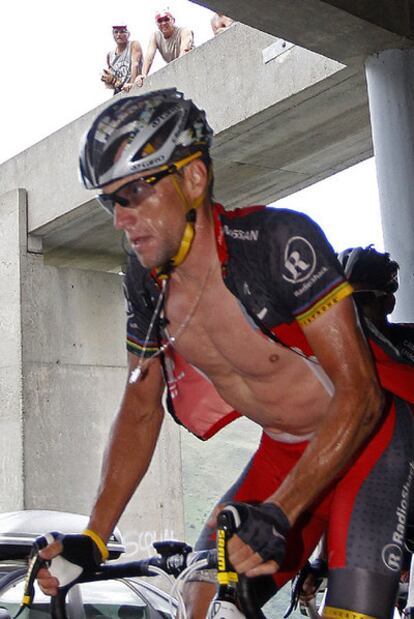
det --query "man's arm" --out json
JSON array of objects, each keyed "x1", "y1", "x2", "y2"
[
  {"x1": 179, "y1": 27, "x2": 194, "y2": 56},
  {"x1": 273, "y1": 297, "x2": 383, "y2": 522},
  {"x1": 228, "y1": 297, "x2": 384, "y2": 576},
  {"x1": 129, "y1": 40, "x2": 143, "y2": 84},
  {"x1": 88, "y1": 353, "x2": 164, "y2": 542},
  {"x1": 101, "y1": 52, "x2": 116, "y2": 90},
  {"x1": 122, "y1": 41, "x2": 144, "y2": 92},
  {"x1": 139, "y1": 34, "x2": 157, "y2": 80}
]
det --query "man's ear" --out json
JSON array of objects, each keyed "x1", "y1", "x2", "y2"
[{"x1": 183, "y1": 160, "x2": 208, "y2": 199}]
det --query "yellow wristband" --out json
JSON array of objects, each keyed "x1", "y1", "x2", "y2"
[{"x1": 82, "y1": 528, "x2": 109, "y2": 561}]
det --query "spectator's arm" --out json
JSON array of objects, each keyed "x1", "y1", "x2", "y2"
[
  {"x1": 179, "y1": 27, "x2": 194, "y2": 56},
  {"x1": 129, "y1": 41, "x2": 143, "y2": 83},
  {"x1": 141, "y1": 34, "x2": 157, "y2": 77}
]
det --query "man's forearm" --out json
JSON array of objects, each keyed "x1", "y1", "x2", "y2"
[
  {"x1": 88, "y1": 403, "x2": 164, "y2": 542},
  {"x1": 269, "y1": 383, "x2": 384, "y2": 524},
  {"x1": 141, "y1": 55, "x2": 154, "y2": 78},
  {"x1": 130, "y1": 63, "x2": 139, "y2": 84}
]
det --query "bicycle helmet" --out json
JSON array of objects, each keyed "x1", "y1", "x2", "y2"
[
  {"x1": 79, "y1": 88, "x2": 213, "y2": 190},
  {"x1": 337, "y1": 245, "x2": 399, "y2": 294}
]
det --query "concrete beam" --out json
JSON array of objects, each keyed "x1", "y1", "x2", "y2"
[
  {"x1": 1, "y1": 24, "x2": 373, "y2": 270},
  {"x1": 191, "y1": 0, "x2": 414, "y2": 65}
]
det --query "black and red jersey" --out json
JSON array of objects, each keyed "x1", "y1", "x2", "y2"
[{"x1": 124, "y1": 204, "x2": 414, "y2": 439}]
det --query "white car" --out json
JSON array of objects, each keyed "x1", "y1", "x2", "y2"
[{"x1": 0, "y1": 510, "x2": 176, "y2": 618}]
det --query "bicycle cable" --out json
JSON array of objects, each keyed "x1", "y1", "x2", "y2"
[{"x1": 168, "y1": 558, "x2": 210, "y2": 619}]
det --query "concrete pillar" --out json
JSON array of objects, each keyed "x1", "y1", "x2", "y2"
[
  {"x1": 0, "y1": 189, "x2": 26, "y2": 509},
  {"x1": 364, "y1": 49, "x2": 414, "y2": 322},
  {"x1": 0, "y1": 190, "x2": 184, "y2": 556}
]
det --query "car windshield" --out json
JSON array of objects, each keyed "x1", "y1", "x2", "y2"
[{"x1": 0, "y1": 578, "x2": 174, "y2": 618}]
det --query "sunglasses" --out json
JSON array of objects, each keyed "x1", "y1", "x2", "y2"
[
  {"x1": 96, "y1": 151, "x2": 202, "y2": 216},
  {"x1": 157, "y1": 16, "x2": 171, "y2": 24}
]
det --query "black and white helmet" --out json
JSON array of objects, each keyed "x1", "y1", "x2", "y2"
[
  {"x1": 79, "y1": 88, "x2": 213, "y2": 190},
  {"x1": 337, "y1": 245, "x2": 399, "y2": 294}
]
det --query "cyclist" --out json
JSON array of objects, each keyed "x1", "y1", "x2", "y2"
[{"x1": 37, "y1": 90, "x2": 414, "y2": 619}]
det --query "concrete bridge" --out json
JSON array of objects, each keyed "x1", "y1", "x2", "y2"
[{"x1": 1, "y1": 3, "x2": 413, "y2": 551}]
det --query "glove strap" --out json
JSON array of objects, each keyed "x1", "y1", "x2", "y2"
[{"x1": 82, "y1": 528, "x2": 109, "y2": 561}]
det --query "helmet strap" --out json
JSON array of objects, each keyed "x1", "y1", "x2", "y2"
[
  {"x1": 156, "y1": 174, "x2": 205, "y2": 275},
  {"x1": 170, "y1": 222, "x2": 195, "y2": 267}
]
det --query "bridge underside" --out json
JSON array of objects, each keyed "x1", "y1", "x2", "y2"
[{"x1": 1, "y1": 3, "x2": 413, "y2": 270}]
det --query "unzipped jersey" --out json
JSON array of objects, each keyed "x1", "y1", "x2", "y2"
[{"x1": 124, "y1": 204, "x2": 414, "y2": 440}]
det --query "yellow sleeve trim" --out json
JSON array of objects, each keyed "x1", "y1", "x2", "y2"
[
  {"x1": 296, "y1": 282, "x2": 354, "y2": 327},
  {"x1": 83, "y1": 528, "x2": 109, "y2": 561}
]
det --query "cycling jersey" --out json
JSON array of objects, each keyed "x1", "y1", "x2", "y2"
[{"x1": 124, "y1": 204, "x2": 414, "y2": 439}]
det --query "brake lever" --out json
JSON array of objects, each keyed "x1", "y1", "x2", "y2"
[{"x1": 13, "y1": 543, "x2": 47, "y2": 618}]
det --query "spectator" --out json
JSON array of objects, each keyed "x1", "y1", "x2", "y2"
[
  {"x1": 133, "y1": 10, "x2": 194, "y2": 88},
  {"x1": 210, "y1": 12, "x2": 235, "y2": 36},
  {"x1": 101, "y1": 25, "x2": 143, "y2": 95}
]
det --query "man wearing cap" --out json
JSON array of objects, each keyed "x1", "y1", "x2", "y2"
[
  {"x1": 101, "y1": 25, "x2": 143, "y2": 95},
  {"x1": 131, "y1": 10, "x2": 194, "y2": 89}
]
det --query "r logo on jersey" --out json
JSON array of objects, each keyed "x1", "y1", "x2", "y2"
[{"x1": 282, "y1": 236, "x2": 316, "y2": 283}]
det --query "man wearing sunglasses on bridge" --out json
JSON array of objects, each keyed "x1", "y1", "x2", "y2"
[
  {"x1": 125, "y1": 10, "x2": 194, "y2": 92},
  {"x1": 37, "y1": 89, "x2": 414, "y2": 619}
]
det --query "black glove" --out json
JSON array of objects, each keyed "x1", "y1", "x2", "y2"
[
  {"x1": 36, "y1": 529, "x2": 108, "y2": 588},
  {"x1": 224, "y1": 502, "x2": 290, "y2": 565}
]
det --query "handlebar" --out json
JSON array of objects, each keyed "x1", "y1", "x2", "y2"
[
  {"x1": 17, "y1": 510, "x2": 282, "y2": 619},
  {"x1": 50, "y1": 543, "x2": 218, "y2": 619}
]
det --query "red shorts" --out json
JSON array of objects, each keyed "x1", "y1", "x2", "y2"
[{"x1": 195, "y1": 397, "x2": 414, "y2": 616}]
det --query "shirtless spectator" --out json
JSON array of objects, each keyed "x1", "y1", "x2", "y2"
[
  {"x1": 132, "y1": 10, "x2": 194, "y2": 88},
  {"x1": 101, "y1": 25, "x2": 143, "y2": 95},
  {"x1": 210, "y1": 12, "x2": 235, "y2": 36}
]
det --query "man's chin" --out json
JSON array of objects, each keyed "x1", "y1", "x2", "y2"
[{"x1": 133, "y1": 250, "x2": 167, "y2": 271}]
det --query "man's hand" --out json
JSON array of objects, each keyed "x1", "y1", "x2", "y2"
[
  {"x1": 37, "y1": 530, "x2": 107, "y2": 595},
  {"x1": 101, "y1": 69, "x2": 115, "y2": 85},
  {"x1": 224, "y1": 502, "x2": 290, "y2": 578},
  {"x1": 133, "y1": 74, "x2": 145, "y2": 88},
  {"x1": 37, "y1": 535, "x2": 63, "y2": 596}
]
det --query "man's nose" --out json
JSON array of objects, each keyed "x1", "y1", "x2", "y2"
[{"x1": 113, "y1": 203, "x2": 135, "y2": 230}]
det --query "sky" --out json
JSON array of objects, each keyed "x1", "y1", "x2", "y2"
[{"x1": 0, "y1": 0, "x2": 384, "y2": 254}]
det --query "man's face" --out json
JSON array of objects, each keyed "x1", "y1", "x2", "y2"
[
  {"x1": 101, "y1": 168, "x2": 187, "y2": 270},
  {"x1": 156, "y1": 15, "x2": 175, "y2": 38},
  {"x1": 113, "y1": 28, "x2": 129, "y2": 44}
]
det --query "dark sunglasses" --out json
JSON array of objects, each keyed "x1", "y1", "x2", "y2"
[
  {"x1": 96, "y1": 151, "x2": 202, "y2": 216},
  {"x1": 157, "y1": 16, "x2": 171, "y2": 24}
]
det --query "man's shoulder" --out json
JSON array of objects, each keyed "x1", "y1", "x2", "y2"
[{"x1": 219, "y1": 205, "x2": 319, "y2": 237}]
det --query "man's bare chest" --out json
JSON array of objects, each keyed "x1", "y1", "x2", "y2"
[{"x1": 164, "y1": 269, "x2": 300, "y2": 380}]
